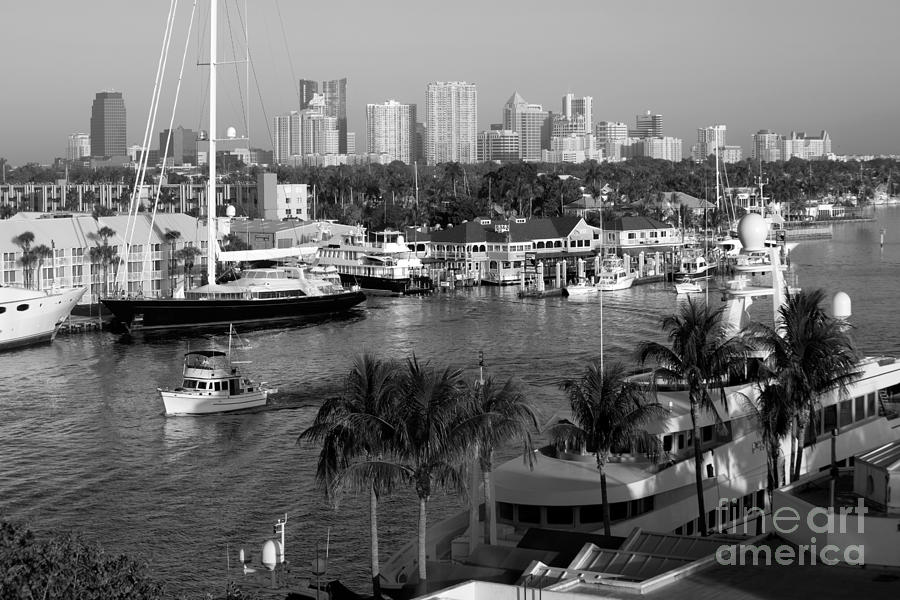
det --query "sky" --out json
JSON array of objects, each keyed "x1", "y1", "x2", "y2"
[{"x1": 1, "y1": 0, "x2": 898, "y2": 165}]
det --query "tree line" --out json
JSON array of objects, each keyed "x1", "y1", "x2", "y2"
[{"x1": 300, "y1": 287, "x2": 857, "y2": 597}]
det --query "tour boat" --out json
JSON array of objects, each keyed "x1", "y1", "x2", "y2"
[
  {"x1": 315, "y1": 229, "x2": 433, "y2": 296},
  {"x1": 100, "y1": 0, "x2": 365, "y2": 331},
  {"x1": 158, "y1": 326, "x2": 273, "y2": 416},
  {"x1": 595, "y1": 256, "x2": 636, "y2": 291},
  {"x1": 0, "y1": 285, "x2": 87, "y2": 352},
  {"x1": 378, "y1": 213, "x2": 900, "y2": 593}
]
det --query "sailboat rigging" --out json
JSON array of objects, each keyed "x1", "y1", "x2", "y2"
[{"x1": 101, "y1": 1, "x2": 365, "y2": 331}]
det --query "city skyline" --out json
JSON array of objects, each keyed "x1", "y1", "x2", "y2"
[{"x1": 1, "y1": 0, "x2": 898, "y2": 164}]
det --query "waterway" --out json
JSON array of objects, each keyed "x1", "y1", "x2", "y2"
[{"x1": 2, "y1": 208, "x2": 899, "y2": 598}]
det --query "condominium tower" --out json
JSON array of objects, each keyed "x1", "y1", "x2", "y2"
[
  {"x1": 425, "y1": 81, "x2": 477, "y2": 165},
  {"x1": 366, "y1": 100, "x2": 416, "y2": 164},
  {"x1": 90, "y1": 91, "x2": 127, "y2": 157},
  {"x1": 634, "y1": 110, "x2": 662, "y2": 138},
  {"x1": 322, "y1": 78, "x2": 348, "y2": 154},
  {"x1": 67, "y1": 133, "x2": 91, "y2": 161},
  {"x1": 503, "y1": 92, "x2": 548, "y2": 162}
]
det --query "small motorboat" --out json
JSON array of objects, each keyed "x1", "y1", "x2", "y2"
[
  {"x1": 564, "y1": 278, "x2": 597, "y2": 298},
  {"x1": 674, "y1": 280, "x2": 705, "y2": 294},
  {"x1": 159, "y1": 326, "x2": 274, "y2": 416}
]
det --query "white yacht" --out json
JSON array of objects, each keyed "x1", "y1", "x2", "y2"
[
  {"x1": 595, "y1": 256, "x2": 636, "y2": 291},
  {"x1": 674, "y1": 250, "x2": 716, "y2": 281},
  {"x1": 315, "y1": 229, "x2": 433, "y2": 296},
  {"x1": 0, "y1": 285, "x2": 87, "y2": 352},
  {"x1": 379, "y1": 213, "x2": 900, "y2": 590},
  {"x1": 158, "y1": 327, "x2": 274, "y2": 416}
]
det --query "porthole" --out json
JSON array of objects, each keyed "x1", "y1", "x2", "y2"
[
  {"x1": 17, "y1": 304, "x2": 29, "y2": 312},
  {"x1": 0, "y1": 307, "x2": 5, "y2": 314}
]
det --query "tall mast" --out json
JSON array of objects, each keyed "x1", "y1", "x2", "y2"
[{"x1": 206, "y1": 0, "x2": 218, "y2": 287}]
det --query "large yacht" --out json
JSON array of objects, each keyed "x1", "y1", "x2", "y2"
[
  {"x1": 0, "y1": 285, "x2": 87, "y2": 351},
  {"x1": 315, "y1": 229, "x2": 432, "y2": 296},
  {"x1": 378, "y1": 213, "x2": 900, "y2": 591}
]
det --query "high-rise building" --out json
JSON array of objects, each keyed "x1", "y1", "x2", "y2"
[
  {"x1": 561, "y1": 93, "x2": 592, "y2": 134},
  {"x1": 322, "y1": 78, "x2": 348, "y2": 154},
  {"x1": 595, "y1": 121, "x2": 628, "y2": 144},
  {"x1": 425, "y1": 81, "x2": 477, "y2": 165},
  {"x1": 298, "y1": 79, "x2": 318, "y2": 109},
  {"x1": 477, "y1": 130, "x2": 519, "y2": 163},
  {"x1": 159, "y1": 125, "x2": 198, "y2": 166},
  {"x1": 90, "y1": 91, "x2": 126, "y2": 158},
  {"x1": 634, "y1": 110, "x2": 662, "y2": 138},
  {"x1": 751, "y1": 129, "x2": 782, "y2": 162},
  {"x1": 781, "y1": 130, "x2": 831, "y2": 160},
  {"x1": 366, "y1": 100, "x2": 416, "y2": 164},
  {"x1": 273, "y1": 111, "x2": 301, "y2": 163},
  {"x1": 691, "y1": 125, "x2": 727, "y2": 162},
  {"x1": 67, "y1": 133, "x2": 91, "y2": 161},
  {"x1": 502, "y1": 92, "x2": 548, "y2": 162},
  {"x1": 643, "y1": 137, "x2": 682, "y2": 162},
  {"x1": 346, "y1": 132, "x2": 356, "y2": 155},
  {"x1": 301, "y1": 94, "x2": 338, "y2": 156}
]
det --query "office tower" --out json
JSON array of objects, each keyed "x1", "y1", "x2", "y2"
[
  {"x1": 67, "y1": 133, "x2": 91, "y2": 161},
  {"x1": 90, "y1": 91, "x2": 126, "y2": 157},
  {"x1": 159, "y1": 125, "x2": 198, "y2": 166},
  {"x1": 751, "y1": 129, "x2": 782, "y2": 162},
  {"x1": 477, "y1": 130, "x2": 519, "y2": 163},
  {"x1": 366, "y1": 100, "x2": 416, "y2": 164},
  {"x1": 298, "y1": 79, "x2": 318, "y2": 109},
  {"x1": 273, "y1": 111, "x2": 301, "y2": 163},
  {"x1": 634, "y1": 110, "x2": 662, "y2": 138},
  {"x1": 692, "y1": 125, "x2": 727, "y2": 161},
  {"x1": 425, "y1": 81, "x2": 477, "y2": 165},
  {"x1": 561, "y1": 93, "x2": 592, "y2": 134},
  {"x1": 502, "y1": 92, "x2": 548, "y2": 161},
  {"x1": 322, "y1": 78, "x2": 348, "y2": 153}
]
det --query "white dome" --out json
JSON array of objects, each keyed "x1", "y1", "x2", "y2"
[
  {"x1": 833, "y1": 291, "x2": 852, "y2": 319},
  {"x1": 225, "y1": 204, "x2": 236, "y2": 217},
  {"x1": 737, "y1": 213, "x2": 768, "y2": 251},
  {"x1": 261, "y1": 539, "x2": 281, "y2": 570}
]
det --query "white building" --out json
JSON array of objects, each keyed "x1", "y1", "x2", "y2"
[
  {"x1": 273, "y1": 111, "x2": 301, "y2": 164},
  {"x1": 425, "y1": 81, "x2": 477, "y2": 165},
  {"x1": 366, "y1": 100, "x2": 415, "y2": 164},
  {"x1": 643, "y1": 136, "x2": 683, "y2": 162},
  {"x1": 502, "y1": 92, "x2": 548, "y2": 162},
  {"x1": 67, "y1": 133, "x2": 91, "y2": 161},
  {"x1": 751, "y1": 129, "x2": 782, "y2": 162}
]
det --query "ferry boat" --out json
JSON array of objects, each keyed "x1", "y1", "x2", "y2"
[
  {"x1": 315, "y1": 229, "x2": 433, "y2": 296},
  {"x1": 378, "y1": 213, "x2": 900, "y2": 592},
  {"x1": 595, "y1": 256, "x2": 636, "y2": 291},
  {"x1": 0, "y1": 285, "x2": 87, "y2": 352},
  {"x1": 158, "y1": 327, "x2": 273, "y2": 416}
]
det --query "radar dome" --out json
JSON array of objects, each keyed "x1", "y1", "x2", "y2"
[
  {"x1": 226, "y1": 126, "x2": 237, "y2": 139},
  {"x1": 225, "y1": 205, "x2": 236, "y2": 217},
  {"x1": 833, "y1": 291, "x2": 852, "y2": 320},
  {"x1": 198, "y1": 130, "x2": 208, "y2": 141},
  {"x1": 737, "y1": 213, "x2": 767, "y2": 251},
  {"x1": 261, "y1": 539, "x2": 282, "y2": 570}
]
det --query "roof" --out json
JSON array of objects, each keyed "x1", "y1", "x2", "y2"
[
  {"x1": 604, "y1": 216, "x2": 673, "y2": 231},
  {"x1": 506, "y1": 91, "x2": 527, "y2": 106},
  {"x1": 428, "y1": 217, "x2": 593, "y2": 244},
  {"x1": 857, "y1": 440, "x2": 900, "y2": 471}
]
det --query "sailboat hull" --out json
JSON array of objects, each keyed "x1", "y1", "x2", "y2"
[{"x1": 102, "y1": 291, "x2": 366, "y2": 331}]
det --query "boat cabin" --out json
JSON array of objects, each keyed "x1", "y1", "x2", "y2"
[{"x1": 176, "y1": 350, "x2": 258, "y2": 394}]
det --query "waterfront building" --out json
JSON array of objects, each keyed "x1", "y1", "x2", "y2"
[
  {"x1": 425, "y1": 81, "x2": 477, "y2": 165},
  {"x1": 273, "y1": 111, "x2": 301, "y2": 164},
  {"x1": 322, "y1": 77, "x2": 348, "y2": 154},
  {"x1": 366, "y1": 100, "x2": 416, "y2": 164},
  {"x1": 67, "y1": 133, "x2": 91, "y2": 161},
  {"x1": 633, "y1": 110, "x2": 662, "y2": 138},
  {"x1": 643, "y1": 136, "x2": 683, "y2": 162},
  {"x1": 159, "y1": 126, "x2": 198, "y2": 166},
  {"x1": 502, "y1": 92, "x2": 549, "y2": 162},
  {"x1": 477, "y1": 130, "x2": 519, "y2": 163},
  {"x1": 561, "y1": 93, "x2": 592, "y2": 133},
  {"x1": 751, "y1": 129, "x2": 782, "y2": 162},
  {"x1": 90, "y1": 91, "x2": 127, "y2": 158}
]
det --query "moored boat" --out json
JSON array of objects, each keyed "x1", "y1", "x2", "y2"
[
  {"x1": 0, "y1": 285, "x2": 87, "y2": 352},
  {"x1": 595, "y1": 256, "x2": 636, "y2": 291}
]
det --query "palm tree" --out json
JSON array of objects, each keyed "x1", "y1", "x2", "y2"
[
  {"x1": 32, "y1": 244, "x2": 53, "y2": 290},
  {"x1": 163, "y1": 229, "x2": 181, "y2": 295},
  {"x1": 463, "y1": 370, "x2": 538, "y2": 545},
  {"x1": 637, "y1": 297, "x2": 751, "y2": 536},
  {"x1": 751, "y1": 288, "x2": 859, "y2": 482},
  {"x1": 12, "y1": 231, "x2": 36, "y2": 288},
  {"x1": 549, "y1": 360, "x2": 664, "y2": 536},
  {"x1": 88, "y1": 226, "x2": 118, "y2": 297},
  {"x1": 751, "y1": 380, "x2": 793, "y2": 505},
  {"x1": 176, "y1": 246, "x2": 202, "y2": 288},
  {"x1": 298, "y1": 353, "x2": 398, "y2": 599}
]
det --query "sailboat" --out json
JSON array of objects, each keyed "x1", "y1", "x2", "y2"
[{"x1": 101, "y1": 2, "x2": 365, "y2": 331}]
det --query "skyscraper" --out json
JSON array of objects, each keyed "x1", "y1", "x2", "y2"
[
  {"x1": 301, "y1": 94, "x2": 338, "y2": 156},
  {"x1": 425, "y1": 81, "x2": 477, "y2": 165},
  {"x1": 159, "y1": 126, "x2": 198, "y2": 166},
  {"x1": 692, "y1": 125, "x2": 727, "y2": 161},
  {"x1": 67, "y1": 133, "x2": 91, "y2": 161},
  {"x1": 502, "y1": 92, "x2": 548, "y2": 162},
  {"x1": 634, "y1": 110, "x2": 662, "y2": 138},
  {"x1": 751, "y1": 129, "x2": 782, "y2": 162},
  {"x1": 273, "y1": 111, "x2": 301, "y2": 163},
  {"x1": 322, "y1": 78, "x2": 348, "y2": 154},
  {"x1": 298, "y1": 79, "x2": 318, "y2": 109},
  {"x1": 561, "y1": 93, "x2": 592, "y2": 134},
  {"x1": 366, "y1": 100, "x2": 416, "y2": 164},
  {"x1": 90, "y1": 91, "x2": 126, "y2": 157}
]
